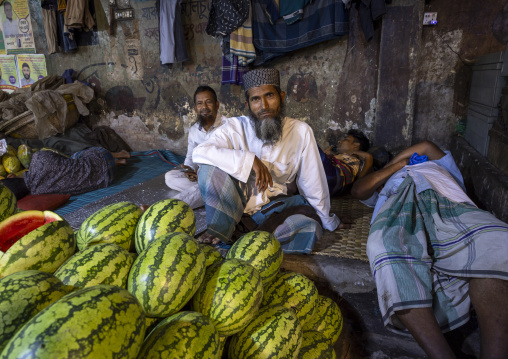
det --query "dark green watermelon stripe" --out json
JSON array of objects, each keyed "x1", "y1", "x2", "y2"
[{"x1": 0, "y1": 286, "x2": 145, "y2": 358}]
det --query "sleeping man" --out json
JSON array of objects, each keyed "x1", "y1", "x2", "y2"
[{"x1": 351, "y1": 140, "x2": 508, "y2": 358}]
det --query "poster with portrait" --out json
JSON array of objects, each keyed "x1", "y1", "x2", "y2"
[
  {"x1": 0, "y1": 55, "x2": 19, "y2": 92},
  {"x1": 16, "y1": 54, "x2": 46, "y2": 88},
  {"x1": 0, "y1": 0, "x2": 35, "y2": 54}
]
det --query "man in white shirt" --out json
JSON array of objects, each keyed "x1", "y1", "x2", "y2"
[
  {"x1": 352, "y1": 140, "x2": 508, "y2": 359},
  {"x1": 165, "y1": 85, "x2": 225, "y2": 209},
  {"x1": 193, "y1": 68, "x2": 351, "y2": 253},
  {"x1": 2, "y1": 2, "x2": 18, "y2": 39}
]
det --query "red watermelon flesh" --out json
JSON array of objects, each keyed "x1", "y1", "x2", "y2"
[{"x1": 0, "y1": 210, "x2": 61, "y2": 252}]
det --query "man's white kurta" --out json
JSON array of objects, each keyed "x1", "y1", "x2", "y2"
[
  {"x1": 193, "y1": 116, "x2": 339, "y2": 231},
  {"x1": 184, "y1": 115, "x2": 226, "y2": 170}
]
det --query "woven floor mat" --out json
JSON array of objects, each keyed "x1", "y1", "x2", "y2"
[{"x1": 312, "y1": 195, "x2": 373, "y2": 261}]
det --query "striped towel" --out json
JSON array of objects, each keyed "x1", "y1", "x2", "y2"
[{"x1": 230, "y1": 2, "x2": 256, "y2": 66}]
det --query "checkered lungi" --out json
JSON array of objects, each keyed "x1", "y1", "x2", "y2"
[
  {"x1": 198, "y1": 164, "x2": 323, "y2": 254},
  {"x1": 367, "y1": 176, "x2": 508, "y2": 334}
]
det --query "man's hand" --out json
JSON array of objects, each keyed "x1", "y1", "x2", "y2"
[
  {"x1": 180, "y1": 165, "x2": 198, "y2": 182},
  {"x1": 252, "y1": 156, "x2": 273, "y2": 192},
  {"x1": 324, "y1": 146, "x2": 334, "y2": 156},
  {"x1": 184, "y1": 170, "x2": 198, "y2": 182}
]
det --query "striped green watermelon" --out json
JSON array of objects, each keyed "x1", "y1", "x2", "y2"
[
  {"x1": 297, "y1": 331, "x2": 337, "y2": 359},
  {"x1": 262, "y1": 271, "x2": 318, "y2": 326},
  {"x1": 0, "y1": 270, "x2": 74, "y2": 352},
  {"x1": 302, "y1": 295, "x2": 343, "y2": 344},
  {"x1": 138, "y1": 311, "x2": 220, "y2": 359},
  {"x1": 0, "y1": 285, "x2": 146, "y2": 359},
  {"x1": 192, "y1": 258, "x2": 263, "y2": 336},
  {"x1": 0, "y1": 183, "x2": 16, "y2": 222},
  {"x1": 144, "y1": 316, "x2": 162, "y2": 339},
  {"x1": 0, "y1": 211, "x2": 76, "y2": 278},
  {"x1": 225, "y1": 230, "x2": 282, "y2": 286},
  {"x1": 135, "y1": 199, "x2": 196, "y2": 253},
  {"x1": 217, "y1": 336, "x2": 229, "y2": 359},
  {"x1": 200, "y1": 243, "x2": 223, "y2": 267},
  {"x1": 228, "y1": 305, "x2": 303, "y2": 359},
  {"x1": 76, "y1": 202, "x2": 142, "y2": 251},
  {"x1": 54, "y1": 243, "x2": 134, "y2": 289},
  {"x1": 128, "y1": 232, "x2": 205, "y2": 317}
]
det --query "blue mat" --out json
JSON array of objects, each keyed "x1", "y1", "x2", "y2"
[{"x1": 55, "y1": 150, "x2": 184, "y2": 216}]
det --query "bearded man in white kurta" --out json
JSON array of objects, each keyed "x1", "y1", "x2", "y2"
[{"x1": 193, "y1": 68, "x2": 351, "y2": 253}]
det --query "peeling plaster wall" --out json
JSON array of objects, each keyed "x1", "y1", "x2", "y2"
[
  {"x1": 413, "y1": 1, "x2": 506, "y2": 148},
  {"x1": 26, "y1": 0, "x2": 508, "y2": 156},
  {"x1": 28, "y1": 0, "x2": 349, "y2": 154}
]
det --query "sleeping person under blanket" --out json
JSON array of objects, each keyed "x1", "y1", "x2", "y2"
[{"x1": 4, "y1": 147, "x2": 130, "y2": 197}]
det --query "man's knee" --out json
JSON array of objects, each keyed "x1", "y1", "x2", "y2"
[{"x1": 164, "y1": 169, "x2": 189, "y2": 191}]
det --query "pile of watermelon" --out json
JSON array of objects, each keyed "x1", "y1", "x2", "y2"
[
  {"x1": 0, "y1": 191, "x2": 344, "y2": 358},
  {"x1": 0, "y1": 144, "x2": 33, "y2": 179}
]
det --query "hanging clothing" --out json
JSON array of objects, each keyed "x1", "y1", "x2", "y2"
[
  {"x1": 65, "y1": 0, "x2": 95, "y2": 30},
  {"x1": 279, "y1": 0, "x2": 312, "y2": 24},
  {"x1": 41, "y1": 7, "x2": 58, "y2": 54},
  {"x1": 356, "y1": 0, "x2": 387, "y2": 42},
  {"x1": 259, "y1": 0, "x2": 280, "y2": 24},
  {"x1": 159, "y1": 0, "x2": 189, "y2": 65},
  {"x1": 221, "y1": 55, "x2": 249, "y2": 85},
  {"x1": 206, "y1": 0, "x2": 250, "y2": 37},
  {"x1": 251, "y1": 0, "x2": 349, "y2": 65},
  {"x1": 229, "y1": 2, "x2": 256, "y2": 65}
]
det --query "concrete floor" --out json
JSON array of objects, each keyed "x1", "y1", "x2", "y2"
[{"x1": 63, "y1": 173, "x2": 482, "y2": 358}]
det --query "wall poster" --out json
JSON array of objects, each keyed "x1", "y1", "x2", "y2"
[
  {"x1": 0, "y1": 0, "x2": 35, "y2": 54},
  {"x1": 0, "y1": 54, "x2": 18, "y2": 92},
  {"x1": 16, "y1": 54, "x2": 46, "y2": 88}
]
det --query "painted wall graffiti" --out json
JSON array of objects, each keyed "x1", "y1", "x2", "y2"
[
  {"x1": 287, "y1": 73, "x2": 318, "y2": 103},
  {"x1": 76, "y1": 62, "x2": 159, "y2": 113},
  {"x1": 180, "y1": 0, "x2": 210, "y2": 20},
  {"x1": 141, "y1": 6, "x2": 158, "y2": 21},
  {"x1": 183, "y1": 22, "x2": 207, "y2": 41}
]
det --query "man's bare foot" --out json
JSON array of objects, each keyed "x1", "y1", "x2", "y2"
[
  {"x1": 197, "y1": 232, "x2": 221, "y2": 245},
  {"x1": 112, "y1": 150, "x2": 131, "y2": 159},
  {"x1": 115, "y1": 159, "x2": 127, "y2": 166},
  {"x1": 338, "y1": 216, "x2": 353, "y2": 229},
  {"x1": 140, "y1": 204, "x2": 150, "y2": 212}
]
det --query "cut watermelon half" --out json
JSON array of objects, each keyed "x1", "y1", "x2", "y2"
[{"x1": 0, "y1": 210, "x2": 62, "y2": 252}]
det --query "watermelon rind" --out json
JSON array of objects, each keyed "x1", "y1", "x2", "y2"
[
  {"x1": 135, "y1": 199, "x2": 196, "y2": 253},
  {"x1": 76, "y1": 202, "x2": 142, "y2": 251},
  {"x1": 200, "y1": 243, "x2": 223, "y2": 268},
  {"x1": 0, "y1": 218, "x2": 76, "y2": 279},
  {"x1": 128, "y1": 232, "x2": 205, "y2": 317},
  {"x1": 228, "y1": 305, "x2": 303, "y2": 359},
  {"x1": 262, "y1": 270, "x2": 318, "y2": 327},
  {"x1": 0, "y1": 183, "x2": 16, "y2": 222},
  {"x1": 225, "y1": 230, "x2": 282, "y2": 286},
  {"x1": 0, "y1": 270, "x2": 73, "y2": 353},
  {"x1": 0, "y1": 285, "x2": 146, "y2": 359},
  {"x1": 54, "y1": 243, "x2": 134, "y2": 289},
  {"x1": 192, "y1": 258, "x2": 263, "y2": 336},
  {"x1": 138, "y1": 311, "x2": 220, "y2": 359},
  {"x1": 302, "y1": 295, "x2": 343, "y2": 344},
  {"x1": 297, "y1": 331, "x2": 337, "y2": 359}
]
